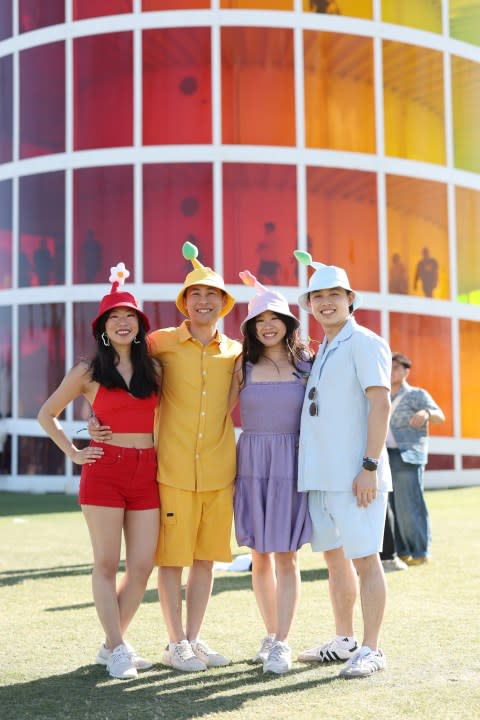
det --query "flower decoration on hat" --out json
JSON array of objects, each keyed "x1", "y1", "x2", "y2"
[
  {"x1": 294, "y1": 250, "x2": 326, "y2": 271},
  {"x1": 239, "y1": 269, "x2": 268, "y2": 292},
  {"x1": 109, "y1": 262, "x2": 130, "y2": 290},
  {"x1": 238, "y1": 269, "x2": 299, "y2": 334}
]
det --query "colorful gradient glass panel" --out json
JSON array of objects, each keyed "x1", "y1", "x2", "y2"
[
  {"x1": 222, "y1": 1, "x2": 292, "y2": 8},
  {"x1": 381, "y1": 0, "x2": 442, "y2": 33},
  {"x1": 456, "y1": 186, "x2": 480, "y2": 305},
  {"x1": 19, "y1": 0, "x2": 64, "y2": 33},
  {"x1": 459, "y1": 320, "x2": 480, "y2": 438},
  {"x1": 386, "y1": 175, "x2": 449, "y2": 300},
  {"x1": 73, "y1": 1, "x2": 132, "y2": 19},
  {"x1": 304, "y1": 32, "x2": 375, "y2": 152},
  {"x1": 452, "y1": 55, "x2": 480, "y2": 173},
  {"x1": 0, "y1": 180, "x2": 12, "y2": 289},
  {"x1": 0, "y1": 55, "x2": 12, "y2": 164},
  {"x1": 302, "y1": 0, "x2": 372, "y2": 18},
  {"x1": 450, "y1": 0, "x2": 480, "y2": 47},
  {"x1": 383, "y1": 41, "x2": 445, "y2": 164},
  {"x1": 143, "y1": 1, "x2": 210, "y2": 9},
  {"x1": 0, "y1": 1, "x2": 12, "y2": 40},
  {"x1": 0, "y1": 306, "x2": 12, "y2": 417},
  {"x1": 389, "y1": 312, "x2": 453, "y2": 437}
]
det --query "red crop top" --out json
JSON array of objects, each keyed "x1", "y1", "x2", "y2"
[{"x1": 92, "y1": 386, "x2": 157, "y2": 433}]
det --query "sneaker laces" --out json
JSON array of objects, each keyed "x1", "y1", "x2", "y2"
[
  {"x1": 110, "y1": 644, "x2": 130, "y2": 664},
  {"x1": 268, "y1": 642, "x2": 288, "y2": 662},
  {"x1": 259, "y1": 636, "x2": 274, "y2": 655},
  {"x1": 173, "y1": 641, "x2": 195, "y2": 662}
]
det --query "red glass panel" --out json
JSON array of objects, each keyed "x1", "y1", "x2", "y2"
[
  {"x1": 143, "y1": 28, "x2": 212, "y2": 145},
  {"x1": 462, "y1": 456, "x2": 480, "y2": 469},
  {"x1": 73, "y1": 302, "x2": 97, "y2": 419},
  {"x1": 73, "y1": 0, "x2": 132, "y2": 20},
  {"x1": 143, "y1": 302, "x2": 185, "y2": 332},
  {"x1": 222, "y1": 27, "x2": 295, "y2": 146},
  {"x1": 73, "y1": 166, "x2": 134, "y2": 284},
  {"x1": 223, "y1": 163, "x2": 297, "y2": 285},
  {"x1": 18, "y1": 304, "x2": 65, "y2": 418},
  {"x1": 0, "y1": 435, "x2": 11, "y2": 475},
  {"x1": 389, "y1": 313, "x2": 453, "y2": 436},
  {"x1": 74, "y1": 33, "x2": 133, "y2": 150},
  {"x1": 0, "y1": 55, "x2": 13, "y2": 164},
  {"x1": 0, "y1": 1, "x2": 12, "y2": 41},
  {"x1": 426, "y1": 455, "x2": 454, "y2": 470},
  {"x1": 20, "y1": 42, "x2": 65, "y2": 158},
  {"x1": 0, "y1": 180, "x2": 12, "y2": 289},
  {"x1": 143, "y1": 164, "x2": 213, "y2": 282},
  {"x1": 19, "y1": 172, "x2": 65, "y2": 287},
  {"x1": 223, "y1": 303, "x2": 247, "y2": 344},
  {"x1": 0, "y1": 306, "x2": 12, "y2": 418},
  {"x1": 143, "y1": 0, "x2": 210, "y2": 9},
  {"x1": 306, "y1": 168, "x2": 379, "y2": 293},
  {"x1": 18, "y1": 436, "x2": 65, "y2": 475},
  {"x1": 19, "y1": 0, "x2": 64, "y2": 33}
]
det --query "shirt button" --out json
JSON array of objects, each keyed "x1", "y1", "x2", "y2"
[
  {"x1": 195, "y1": 454, "x2": 199, "y2": 459},
  {"x1": 201, "y1": 411, "x2": 205, "y2": 416},
  {"x1": 202, "y1": 391, "x2": 206, "y2": 396},
  {"x1": 198, "y1": 433, "x2": 203, "y2": 438}
]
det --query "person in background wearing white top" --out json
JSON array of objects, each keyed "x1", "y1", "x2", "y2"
[{"x1": 293, "y1": 251, "x2": 392, "y2": 679}]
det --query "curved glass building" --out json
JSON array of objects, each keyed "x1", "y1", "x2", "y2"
[{"x1": 0, "y1": 0, "x2": 479, "y2": 492}]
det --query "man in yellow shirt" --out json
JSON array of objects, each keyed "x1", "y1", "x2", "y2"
[{"x1": 148, "y1": 243, "x2": 241, "y2": 672}]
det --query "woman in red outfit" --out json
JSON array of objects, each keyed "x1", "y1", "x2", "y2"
[{"x1": 38, "y1": 264, "x2": 161, "y2": 680}]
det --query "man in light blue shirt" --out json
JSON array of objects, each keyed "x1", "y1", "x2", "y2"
[{"x1": 294, "y1": 251, "x2": 391, "y2": 679}]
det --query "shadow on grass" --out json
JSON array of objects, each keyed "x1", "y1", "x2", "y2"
[
  {"x1": 0, "y1": 491, "x2": 80, "y2": 517},
  {"x1": 0, "y1": 661, "x2": 338, "y2": 720},
  {"x1": 0, "y1": 562, "x2": 95, "y2": 588}
]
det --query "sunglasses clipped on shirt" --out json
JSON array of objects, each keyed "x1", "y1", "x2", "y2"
[{"x1": 308, "y1": 386, "x2": 318, "y2": 416}]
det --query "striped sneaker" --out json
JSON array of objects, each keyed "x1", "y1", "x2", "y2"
[
  {"x1": 339, "y1": 646, "x2": 386, "y2": 678},
  {"x1": 298, "y1": 637, "x2": 358, "y2": 663}
]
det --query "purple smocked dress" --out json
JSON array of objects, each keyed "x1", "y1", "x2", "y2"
[{"x1": 234, "y1": 360, "x2": 312, "y2": 553}]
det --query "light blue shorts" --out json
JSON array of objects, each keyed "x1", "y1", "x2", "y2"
[{"x1": 308, "y1": 490, "x2": 388, "y2": 560}]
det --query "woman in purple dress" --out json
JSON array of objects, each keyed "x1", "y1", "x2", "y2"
[{"x1": 229, "y1": 271, "x2": 312, "y2": 675}]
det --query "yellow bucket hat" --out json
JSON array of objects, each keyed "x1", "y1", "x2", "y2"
[{"x1": 176, "y1": 242, "x2": 236, "y2": 317}]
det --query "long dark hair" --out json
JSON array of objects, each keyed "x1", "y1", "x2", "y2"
[
  {"x1": 241, "y1": 312, "x2": 312, "y2": 384},
  {"x1": 90, "y1": 310, "x2": 158, "y2": 398}
]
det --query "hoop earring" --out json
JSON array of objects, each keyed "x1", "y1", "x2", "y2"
[
  {"x1": 101, "y1": 332, "x2": 110, "y2": 347},
  {"x1": 133, "y1": 336, "x2": 140, "y2": 345}
]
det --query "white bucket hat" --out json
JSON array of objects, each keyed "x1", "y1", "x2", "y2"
[{"x1": 294, "y1": 250, "x2": 360, "y2": 313}]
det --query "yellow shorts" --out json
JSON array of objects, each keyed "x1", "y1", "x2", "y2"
[{"x1": 154, "y1": 484, "x2": 233, "y2": 567}]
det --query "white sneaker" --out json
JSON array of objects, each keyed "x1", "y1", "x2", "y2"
[
  {"x1": 382, "y1": 557, "x2": 408, "y2": 572},
  {"x1": 263, "y1": 641, "x2": 292, "y2": 675},
  {"x1": 339, "y1": 646, "x2": 386, "y2": 679},
  {"x1": 106, "y1": 643, "x2": 138, "y2": 680},
  {"x1": 298, "y1": 637, "x2": 358, "y2": 663},
  {"x1": 191, "y1": 640, "x2": 229, "y2": 667},
  {"x1": 96, "y1": 642, "x2": 153, "y2": 670},
  {"x1": 163, "y1": 640, "x2": 207, "y2": 672},
  {"x1": 252, "y1": 634, "x2": 276, "y2": 664}
]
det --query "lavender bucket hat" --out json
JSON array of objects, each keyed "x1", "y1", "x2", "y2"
[{"x1": 239, "y1": 270, "x2": 299, "y2": 335}]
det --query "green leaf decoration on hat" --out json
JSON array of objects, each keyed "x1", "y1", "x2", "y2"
[
  {"x1": 182, "y1": 241, "x2": 202, "y2": 269},
  {"x1": 293, "y1": 249, "x2": 326, "y2": 271}
]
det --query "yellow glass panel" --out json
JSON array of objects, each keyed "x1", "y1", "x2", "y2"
[
  {"x1": 302, "y1": 0, "x2": 372, "y2": 19},
  {"x1": 306, "y1": 167, "x2": 379, "y2": 291},
  {"x1": 381, "y1": 0, "x2": 442, "y2": 33},
  {"x1": 456, "y1": 186, "x2": 480, "y2": 304},
  {"x1": 386, "y1": 175, "x2": 449, "y2": 300},
  {"x1": 452, "y1": 55, "x2": 480, "y2": 173},
  {"x1": 304, "y1": 32, "x2": 375, "y2": 152},
  {"x1": 389, "y1": 313, "x2": 453, "y2": 437},
  {"x1": 222, "y1": 0, "x2": 292, "y2": 8},
  {"x1": 383, "y1": 41, "x2": 445, "y2": 164},
  {"x1": 450, "y1": 0, "x2": 480, "y2": 47},
  {"x1": 222, "y1": 27, "x2": 295, "y2": 146},
  {"x1": 460, "y1": 320, "x2": 480, "y2": 437}
]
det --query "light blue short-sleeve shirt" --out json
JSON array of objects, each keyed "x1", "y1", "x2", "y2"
[{"x1": 298, "y1": 317, "x2": 392, "y2": 493}]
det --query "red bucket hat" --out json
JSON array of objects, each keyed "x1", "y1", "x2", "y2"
[{"x1": 91, "y1": 262, "x2": 150, "y2": 337}]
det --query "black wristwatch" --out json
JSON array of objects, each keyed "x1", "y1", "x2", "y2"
[{"x1": 362, "y1": 456, "x2": 379, "y2": 471}]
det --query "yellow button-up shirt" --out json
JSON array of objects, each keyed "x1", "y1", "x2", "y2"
[{"x1": 148, "y1": 321, "x2": 242, "y2": 492}]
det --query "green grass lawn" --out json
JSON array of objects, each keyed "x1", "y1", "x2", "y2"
[{"x1": 1, "y1": 487, "x2": 479, "y2": 720}]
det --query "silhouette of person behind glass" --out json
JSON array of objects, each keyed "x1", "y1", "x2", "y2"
[
  {"x1": 310, "y1": 0, "x2": 340, "y2": 13},
  {"x1": 83, "y1": 229, "x2": 102, "y2": 283},
  {"x1": 257, "y1": 222, "x2": 282, "y2": 285},
  {"x1": 389, "y1": 253, "x2": 408, "y2": 295},
  {"x1": 18, "y1": 249, "x2": 32, "y2": 287},
  {"x1": 414, "y1": 247, "x2": 438, "y2": 298},
  {"x1": 33, "y1": 237, "x2": 54, "y2": 286}
]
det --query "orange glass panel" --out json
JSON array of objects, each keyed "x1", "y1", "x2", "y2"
[
  {"x1": 222, "y1": 1, "x2": 292, "y2": 8},
  {"x1": 74, "y1": 33, "x2": 133, "y2": 150},
  {"x1": 223, "y1": 163, "x2": 297, "y2": 285},
  {"x1": 383, "y1": 41, "x2": 445, "y2": 164},
  {"x1": 456, "y1": 186, "x2": 480, "y2": 304},
  {"x1": 143, "y1": 28, "x2": 211, "y2": 145},
  {"x1": 143, "y1": 164, "x2": 213, "y2": 283},
  {"x1": 143, "y1": 0, "x2": 209, "y2": 9},
  {"x1": 73, "y1": 1, "x2": 132, "y2": 19},
  {"x1": 304, "y1": 32, "x2": 375, "y2": 152},
  {"x1": 381, "y1": 0, "x2": 442, "y2": 33},
  {"x1": 459, "y1": 320, "x2": 480, "y2": 438},
  {"x1": 73, "y1": 166, "x2": 134, "y2": 284},
  {"x1": 307, "y1": 167, "x2": 379, "y2": 292},
  {"x1": 452, "y1": 55, "x2": 480, "y2": 173},
  {"x1": 450, "y1": 0, "x2": 480, "y2": 47},
  {"x1": 222, "y1": 27, "x2": 295, "y2": 146},
  {"x1": 389, "y1": 313, "x2": 453, "y2": 437},
  {"x1": 386, "y1": 176, "x2": 449, "y2": 300},
  {"x1": 302, "y1": 0, "x2": 372, "y2": 18}
]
